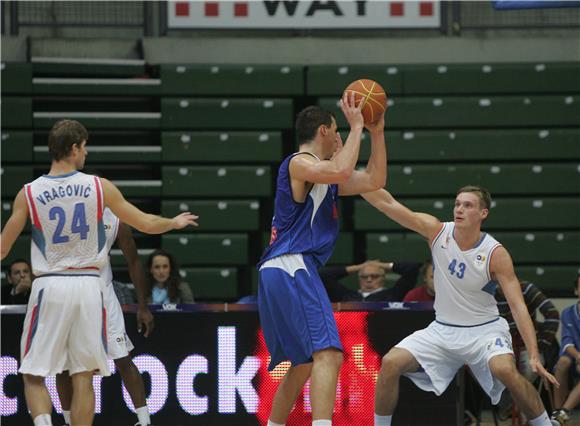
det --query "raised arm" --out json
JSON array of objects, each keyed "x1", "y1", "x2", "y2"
[
  {"x1": 0, "y1": 189, "x2": 29, "y2": 260},
  {"x1": 115, "y1": 222, "x2": 154, "y2": 337},
  {"x1": 361, "y1": 189, "x2": 441, "y2": 241},
  {"x1": 339, "y1": 115, "x2": 387, "y2": 196},
  {"x1": 101, "y1": 178, "x2": 198, "y2": 234},
  {"x1": 289, "y1": 92, "x2": 364, "y2": 185},
  {"x1": 492, "y1": 246, "x2": 559, "y2": 387}
]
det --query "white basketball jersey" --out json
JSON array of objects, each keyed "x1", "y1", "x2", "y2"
[
  {"x1": 24, "y1": 171, "x2": 109, "y2": 276},
  {"x1": 431, "y1": 222, "x2": 503, "y2": 326},
  {"x1": 100, "y1": 208, "x2": 120, "y2": 284}
]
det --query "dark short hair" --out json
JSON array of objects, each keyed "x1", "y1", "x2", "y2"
[
  {"x1": 295, "y1": 106, "x2": 335, "y2": 146},
  {"x1": 8, "y1": 259, "x2": 30, "y2": 275},
  {"x1": 48, "y1": 120, "x2": 88, "y2": 161},
  {"x1": 457, "y1": 185, "x2": 492, "y2": 210}
]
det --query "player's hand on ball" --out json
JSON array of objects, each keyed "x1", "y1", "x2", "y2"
[
  {"x1": 365, "y1": 113, "x2": 385, "y2": 134},
  {"x1": 340, "y1": 91, "x2": 364, "y2": 130},
  {"x1": 173, "y1": 212, "x2": 199, "y2": 229}
]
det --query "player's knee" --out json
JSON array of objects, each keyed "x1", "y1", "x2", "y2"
[
  {"x1": 22, "y1": 374, "x2": 44, "y2": 386},
  {"x1": 380, "y1": 353, "x2": 404, "y2": 377},
  {"x1": 313, "y1": 348, "x2": 343, "y2": 369},
  {"x1": 492, "y1": 361, "x2": 519, "y2": 385}
]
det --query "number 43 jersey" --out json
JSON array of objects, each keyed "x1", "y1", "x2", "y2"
[
  {"x1": 431, "y1": 222, "x2": 503, "y2": 326},
  {"x1": 24, "y1": 171, "x2": 109, "y2": 276}
]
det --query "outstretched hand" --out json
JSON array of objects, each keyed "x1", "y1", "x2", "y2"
[
  {"x1": 172, "y1": 212, "x2": 199, "y2": 229},
  {"x1": 340, "y1": 91, "x2": 364, "y2": 130}
]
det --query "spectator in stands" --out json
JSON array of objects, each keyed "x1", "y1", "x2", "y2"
[
  {"x1": 403, "y1": 260, "x2": 435, "y2": 302},
  {"x1": 495, "y1": 280, "x2": 560, "y2": 420},
  {"x1": 1, "y1": 259, "x2": 33, "y2": 305},
  {"x1": 146, "y1": 249, "x2": 194, "y2": 304},
  {"x1": 551, "y1": 273, "x2": 580, "y2": 425},
  {"x1": 319, "y1": 259, "x2": 422, "y2": 302}
]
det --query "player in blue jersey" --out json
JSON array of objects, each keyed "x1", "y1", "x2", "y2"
[
  {"x1": 258, "y1": 92, "x2": 387, "y2": 426},
  {"x1": 551, "y1": 274, "x2": 580, "y2": 425}
]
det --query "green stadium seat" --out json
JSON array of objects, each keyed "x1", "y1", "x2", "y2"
[
  {"x1": 160, "y1": 64, "x2": 304, "y2": 96},
  {"x1": 359, "y1": 129, "x2": 580, "y2": 162},
  {"x1": 366, "y1": 233, "x2": 430, "y2": 262},
  {"x1": 32, "y1": 57, "x2": 146, "y2": 77},
  {"x1": 162, "y1": 166, "x2": 271, "y2": 197},
  {"x1": 327, "y1": 232, "x2": 354, "y2": 264},
  {"x1": 161, "y1": 98, "x2": 293, "y2": 129},
  {"x1": 306, "y1": 65, "x2": 403, "y2": 96},
  {"x1": 385, "y1": 163, "x2": 579, "y2": 196},
  {"x1": 1, "y1": 167, "x2": 33, "y2": 197},
  {"x1": 319, "y1": 95, "x2": 580, "y2": 128},
  {"x1": 495, "y1": 231, "x2": 580, "y2": 263},
  {"x1": 112, "y1": 180, "x2": 161, "y2": 197},
  {"x1": 1, "y1": 131, "x2": 33, "y2": 163},
  {"x1": 1, "y1": 63, "x2": 32, "y2": 94},
  {"x1": 403, "y1": 63, "x2": 580, "y2": 95},
  {"x1": 516, "y1": 265, "x2": 580, "y2": 294},
  {"x1": 2, "y1": 98, "x2": 32, "y2": 128},
  {"x1": 161, "y1": 131, "x2": 283, "y2": 163},
  {"x1": 109, "y1": 248, "x2": 154, "y2": 267},
  {"x1": 161, "y1": 200, "x2": 260, "y2": 231},
  {"x1": 162, "y1": 234, "x2": 248, "y2": 265},
  {"x1": 33, "y1": 78, "x2": 161, "y2": 96},
  {"x1": 366, "y1": 231, "x2": 580, "y2": 264},
  {"x1": 181, "y1": 267, "x2": 238, "y2": 300},
  {"x1": 354, "y1": 197, "x2": 580, "y2": 231},
  {"x1": 34, "y1": 145, "x2": 161, "y2": 163},
  {"x1": 33, "y1": 112, "x2": 161, "y2": 130}
]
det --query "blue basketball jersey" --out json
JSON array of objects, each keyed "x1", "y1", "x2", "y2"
[{"x1": 259, "y1": 153, "x2": 340, "y2": 268}]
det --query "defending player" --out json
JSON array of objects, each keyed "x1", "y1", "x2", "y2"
[
  {"x1": 362, "y1": 186, "x2": 559, "y2": 426},
  {"x1": 56, "y1": 208, "x2": 154, "y2": 426},
  {"x1": 0, "y1": 119, "x2": 197, "y2": 426},
  {"x1": 258, "y1": 92, "x2": 387, "y2": 426}
]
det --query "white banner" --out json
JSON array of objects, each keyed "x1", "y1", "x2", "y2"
[{"x1": 167, "y1": 1, "x2": 441, "y2": 29}]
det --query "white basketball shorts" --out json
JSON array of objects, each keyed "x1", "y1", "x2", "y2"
[{"x1": 103, "y1": 282, "x2": 134, "y2": 360}]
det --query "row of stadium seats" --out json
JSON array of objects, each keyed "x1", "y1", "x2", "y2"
[
  {"x1": 4, "y1": 62, "x2": 580, "y2": 95},
  {"x1": 5, "y1": 96, "x2": 579, "y2": 129},
  {"x1": 4, "y1": 163, "x2": 579, "y2": 197},
  {"x1": 3, "y1": 129, "x2": 579, "y2": 163}
]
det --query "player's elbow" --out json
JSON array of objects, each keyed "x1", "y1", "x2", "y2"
[{"x1": 371, "y1": 173, "x2": 386, "y2": 191}]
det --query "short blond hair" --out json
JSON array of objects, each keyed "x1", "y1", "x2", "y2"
[{"x1": 457, "y1": 185, "x2": 491, "y2": 210}]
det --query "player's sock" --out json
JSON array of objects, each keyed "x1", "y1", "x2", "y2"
[
  {"x1": 62, "y1": 410, "x2": 71, "y2": 425},
  {"x1": 33, "y1": 414, "x2": 52, "y2": 426},
  {"x1": 135, "y1": 405, "x2": 151, "y2": 425},
  {"x1": 528, "y1": 411, "x2": 552, "y2": 426},
  {"x1": 374, "y1": 413, "x2": 392, "y2": 426},
  {"x1": 267, "y1": 421, "x2": 285, "y2": 426},
  {"x1": 312, "y1": 420, "x2": 331, "y2": 426}
]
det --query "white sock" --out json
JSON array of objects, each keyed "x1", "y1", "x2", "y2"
[
  {"x1": 312, "y1": 420, "x2": 331, "y2": 426},
  {"x1": 374, "y1": 413, "x2": 392, "y2": 426},
  {"x1": 267, "y1": 421, "x2": 284, "y2": 426},
  {"x1": 33, "y1": 414, "x2": 52, "y2": 426},
  {"x1": 136, "y1": 405, "x2": 150, "y2": 425},
  {"x1": 528, "y1": 411, "x2": 551, "y2": 426},
  {"x1": 62, "y1": 410, "x2": 71, "y2": 425}
]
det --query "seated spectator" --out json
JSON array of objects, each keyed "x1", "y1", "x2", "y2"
[
  {"x1": 1, "y1": 259, "x2": 33, "y2": 305},
  {"x1": 319, "y1": 260, "x2": 422, "y2": 302},
  {"x1": 495, "y1": 280, "x2": 560, "y2": 421},
  {"x1": 403, "y1": 260, "x2": 434, "y2": 302},
  {"x1": 551, "y1": 274, "x2": 580, "y2": 425},
  {"x1": 146, "y1": 249, "x2": 194, "y2": 304}
]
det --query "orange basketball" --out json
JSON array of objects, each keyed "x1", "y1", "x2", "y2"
[{"x1": 343, "y1": 79, "x2": 387, "y2": 125}]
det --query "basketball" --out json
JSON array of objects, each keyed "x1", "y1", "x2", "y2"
[{"x1": 343, "y1": 79, "x2": 387, "y2": 125}]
